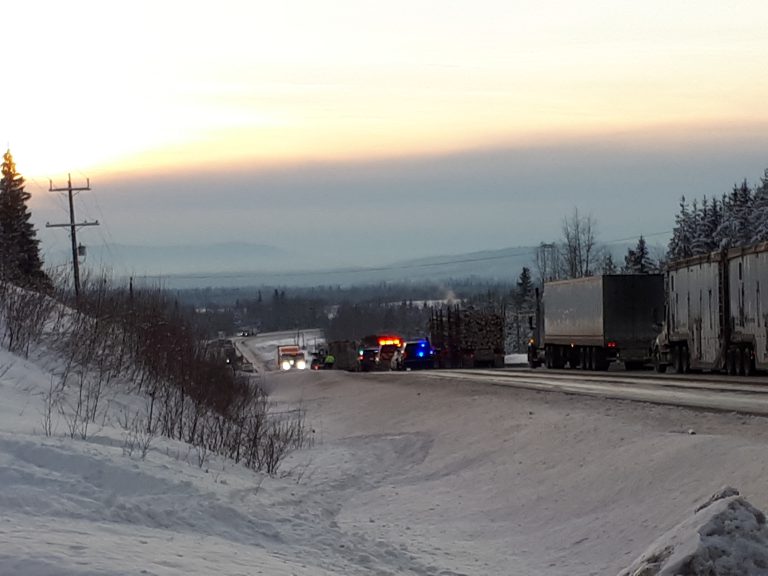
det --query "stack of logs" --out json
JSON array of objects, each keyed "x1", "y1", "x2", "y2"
[{"x1": 430, "y1": 305, "x2": 505, "y2": 368}]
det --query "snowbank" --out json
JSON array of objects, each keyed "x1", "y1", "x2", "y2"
[
  {"x1": 619, "y1": 487, "x2": 768, "y2": 576},
  {"x1": 505, "y1": 353, "x2": 528, "y2": 366}
]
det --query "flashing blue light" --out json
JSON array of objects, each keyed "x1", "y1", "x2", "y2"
[{"x1": 417, "y1": 351, "x2": 425, "y2": 357}]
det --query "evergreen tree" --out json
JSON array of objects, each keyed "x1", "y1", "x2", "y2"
[
  {"x1": 715, "y1": 180, "x2": 753, "y2": 248},
  {"x1": 691, "y1": 197, "x2": 718, "y2": 255},
  {"x1": 623, "y1": 236, "x2": 656, "y2": 274},
  {"x1": 667, "y1": 196, "x2": 694, "y2": 261},
  {"x1": 751, "y1": 169, "x2": 768, "y2": 243},
  {"x1": 599, "y1": 252, "x2": 617, "y2": 274},
  {"x1": 514, "y1": 267, "x2": 534, "y2": 311},
  {"x1": 707, "y1": 196, "x2": 723, "y2": 251},
  {"x1": 507, "y1": 267, "x2": 535, "y2": 354},
  {"x1": 0, "y1": 150, "x2": 48, "y2": 287}
]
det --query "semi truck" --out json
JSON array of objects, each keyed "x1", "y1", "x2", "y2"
[
  {"x1": 429, "y1": 306, "x2": 505, "y2": 368},
  {"x1": 654, "y1": 242, "x2": 768, "y2": 375},
  {"x1": 528, "y1": 274, "x2": 665, "y2": 370},
  {"x1": 277, "y1": 345, "x2": 306, "y2": 371}
]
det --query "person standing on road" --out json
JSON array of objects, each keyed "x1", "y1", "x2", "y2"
[{"x1": 324, "y1": 353, "x2": 336, "y2": 369}]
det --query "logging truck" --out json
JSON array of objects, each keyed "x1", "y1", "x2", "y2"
[{"x1": 429, "y1": 306, "x2": 505, "y2": 368}]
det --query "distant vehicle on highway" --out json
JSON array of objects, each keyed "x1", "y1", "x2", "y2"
[
  {"x1": 358, "y1": 347, "x2": 380, "y2": 372},
  {"x1": 379, "y1": 344, "x2": 401, "y2": 370},
  {"x1": 277, "y1": 345, "x2": 306, "y2": 370},
  {"x1": 399, "y1": 340, "x2": 436, "y2": 370}
]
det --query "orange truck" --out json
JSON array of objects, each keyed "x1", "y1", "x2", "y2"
[{"x1": 277, "y1": 345, "x2": 306, "y2": 371}]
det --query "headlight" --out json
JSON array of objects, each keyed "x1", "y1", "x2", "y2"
[
  {"x1": 281, "y1": 360, "x2": 291, "y2": 371},
  {"x1": 296, "y1": 359, "x2": 307, "y2": 370}
]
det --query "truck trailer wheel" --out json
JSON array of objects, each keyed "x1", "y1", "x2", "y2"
[
  {"x1": 551, "y1": 346, "x2": 564, "y2": 369},
  {"x1": 744, "y1": 347, "x2": 756, "y2": 376},
  {"x1": 727, "y1": 348, "x2": 738, "y2": 376},
  {"x1": 567, "y1": 347, "x2": 579, "y2": 369},
  {"x1": 681, "y1": 345, "x2": 690, "y2": 373},
  {"x1": 672, "y1": 345, "x2": 689, "y2": 374},
  {"x1": 580, "y1": 347, "x2": 592, "y2": 370},
  {"x1": 594, "y1": 348, "x2": 609, "y2": 371},
  {"x1": 653, "y1": 347, "x2": 667, "y2": 373},
  {"x1": 735, "y1": 348, "x2": 744, "y2": 376}
]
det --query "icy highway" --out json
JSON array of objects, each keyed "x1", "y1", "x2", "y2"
[{"x1": 423, "y1": 368, "x2": 768, "y2": 415}]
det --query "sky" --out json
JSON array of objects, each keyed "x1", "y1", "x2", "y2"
[{"x1": 7, "y1": 0, "x2": 768, "y2": 270}]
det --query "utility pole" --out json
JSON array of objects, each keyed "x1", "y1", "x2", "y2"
[{"x1": 46, "y1": 174, "x2": 99, "y2": 301}]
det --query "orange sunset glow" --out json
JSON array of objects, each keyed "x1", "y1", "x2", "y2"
[{"x1": 8, "y1": 1, "x2": 768, "y2": 180}]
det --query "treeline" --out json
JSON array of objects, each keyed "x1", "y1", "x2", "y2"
[
  {"x1": 178, "y1": 279, "x2": 499, "y2": 309},
  {"x1": 226, "y1": 289, "x2": 443, "y2": 341},
  {"x1": 187, "y1": 276, "x2": 540, "y2": 345},
  {"x1": 668, "y1": 170, "x2": 768, "y2": 260},
  {"x1": 193, "y1": 274, "x2": 538, "y2": 353}
]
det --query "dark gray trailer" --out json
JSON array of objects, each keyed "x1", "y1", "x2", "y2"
[{"x1": 529, "y1": 274, "x2": 664, "y2": 370}]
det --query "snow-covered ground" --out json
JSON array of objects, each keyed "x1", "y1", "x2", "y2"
[
  {"x1": 4, "y1": 331, "x2": 768, "y2": 574},
  {"x1": 504, "y1": 353, "x2": 527, "y2": 366}
]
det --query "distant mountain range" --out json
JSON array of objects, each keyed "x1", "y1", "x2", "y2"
[
  {"x1": 44, "y1": 241, "x2": 661, "y2": 289},
  {"x1": 44, "y1": 242, "x2": 306, "y2": 275}
]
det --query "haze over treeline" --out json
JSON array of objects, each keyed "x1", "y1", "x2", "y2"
[{"x1": 32, "y1": 128, "x2": 768, "y2": 271}]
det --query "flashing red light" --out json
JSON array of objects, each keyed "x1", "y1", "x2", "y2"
[{"x1": 607, "y1": 341, "x2": 617, "y2": 348}]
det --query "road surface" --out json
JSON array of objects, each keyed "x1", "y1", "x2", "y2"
[{"x1": 422, "y1": 367, "x2": 768, "y2": 415}]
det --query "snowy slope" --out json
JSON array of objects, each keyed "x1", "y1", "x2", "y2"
[{"x1": 5, "y1": 334, "x2": 768, "y2": 574}]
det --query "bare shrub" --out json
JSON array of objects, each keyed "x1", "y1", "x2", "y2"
[
  {"x1": 0, "y1": 271, "x2": 313, "y2": 474},
  {"x1": 40, "y1": 376, "x2": 63, "y2": 437},
  {"x1": 118, "y1": 407, "x2": 157, "y2": 460},
  {"x1": 0, "y1": 281, "x2": 56, "y2": 357}
]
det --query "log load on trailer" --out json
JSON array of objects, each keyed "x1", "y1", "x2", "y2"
[
  {"x1": 528, "y1": 274, "x2": 665, "y2": 370},
  {"x1": 277, "y1": 345, "x2": 306, "y2": 371},
  {"x1": 429, "y1": 306, "x2": 505, "y2": 368},
  {"x1": 654, "y1": 241, "x2": 768, "y2": 375}
]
